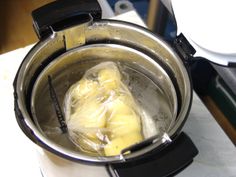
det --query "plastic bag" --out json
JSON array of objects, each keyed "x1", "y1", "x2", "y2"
[{"x1": 64, "y1": 62, "x2": 144, "y2": 156}]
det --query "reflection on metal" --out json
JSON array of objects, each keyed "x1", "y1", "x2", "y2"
[
  {"x1": 147, "y1": 0, "x2": 160, "y2": 30},
  {"x1": 162, "y1": 133, "x2": 172, "y2": 143},
  {"x1": 61, "y1": 16, "x2": 93, "y2": 50}
]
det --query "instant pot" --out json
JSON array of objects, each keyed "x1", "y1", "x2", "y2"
[{"x1": 14, "y1": 0, "x2": 234, "y2": 176}]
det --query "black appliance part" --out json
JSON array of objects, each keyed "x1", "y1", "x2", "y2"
[
  {"x1": 108, "y1": 132, "x2": 198, "y2": 177},
  {"x1": 14, "y1": 0, "x2": 198, "y2": 175},
  {"x1": 32, "y1": 0, "x2": 102, "y2": 39}
]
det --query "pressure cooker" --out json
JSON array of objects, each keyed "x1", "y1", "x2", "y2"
[{"x1": 13, "y1": 0, "x2": 209, "y2": 177}]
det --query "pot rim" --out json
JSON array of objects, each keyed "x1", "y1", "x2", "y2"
[{"x1": 14, "y1": 19, "x2": 192, "y2": 164}]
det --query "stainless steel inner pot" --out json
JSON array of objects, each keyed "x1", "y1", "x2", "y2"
[{"x1": 14, "y1": 19, "x2": 192, "y2": 163}]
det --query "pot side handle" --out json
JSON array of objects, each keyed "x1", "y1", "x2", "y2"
[
  {"x1": 108, "y1": 132, "x2": 198, "y2": 177},
  {"x1": 32, "y1": 0, "x2": 102, "y2": 39}
]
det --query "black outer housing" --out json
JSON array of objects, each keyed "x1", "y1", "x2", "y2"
[
  {"x1": 13, "y1": 0, "x2": 198, "y2": 177},
  {"x1": 108, "y1": 132, "x2": 198, "y2": 177},
  {"x1": 32, "y1": 0, "x2": 102, "y2": 39}
]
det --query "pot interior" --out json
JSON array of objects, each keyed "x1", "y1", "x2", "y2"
[
  {"x1": 15, "y1": 20, "x2": 192, "y2": 163},
  {"x1": 31, "y1": 43, "x2": 178, "y2": 158}
]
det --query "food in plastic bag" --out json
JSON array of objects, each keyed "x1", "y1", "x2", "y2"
[
  {"x1": 64, "y1": 62, "x2": 144, "y2": 156},
  {"x1": 104, "y1": 132, "x2": 143, "y2": 156}
]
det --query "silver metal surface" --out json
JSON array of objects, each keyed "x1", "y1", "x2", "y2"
[
  {"x1": 60, "y1": 15, "x2": 93, "y2": 50},
  {"x1": 15, "y1": 19, "x2": 192, "y2": 163},
  {"x1": 31, "y1": 43, "x2": 178, "y2": 162}
]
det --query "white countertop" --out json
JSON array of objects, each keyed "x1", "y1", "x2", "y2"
[{"x1": 0, "y1": 10, "x2": 235, "y2": 177}]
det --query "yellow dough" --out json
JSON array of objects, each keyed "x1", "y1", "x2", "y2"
[
  {"x1": 107, "y1": 113, "x2": 141, "y2": 139},
  {"x1": 67, "y1": 101, "x2": 107, "y2": 152},
  {"x1": 104, "y1": 137, "x2": 124, "y2": 156},
  {"x1": 68, "y1": 101, "x2": 106, "y2": 130},
  {"x1": 104, "y1": 132, "x2": 143, "y2": 156},
  {"x1": 118, "y1": 94, "x2": 134, "y2": 105},
  {"x1": 74, "y1": 133, "x2": 104, "y2": 155},
  {"x1": 64, "y1": 62, "x2": 144, "y2": 156},
  {"x1": 72, "y1": 79, "x2": 99, "y2": 100},
  {"x1": 98, "y1": 68, "x2": 121, "y2": 90},
  {"x1": 107, "y1": 97, "x2": 134, "y2": 117},
  {"x1": 122, "y1": 132, "x2": 143, "y2": 145}
]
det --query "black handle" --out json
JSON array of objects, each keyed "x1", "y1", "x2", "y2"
[
  {"x1": 32, "y1": 0, "x2": 102, "y2": 39},
  {"x1": 108, "y1": 132, "x2": 198, "y2": 177},
  {"x1": 173, "y1": 33, "x2": 196, "y2": 64}
]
